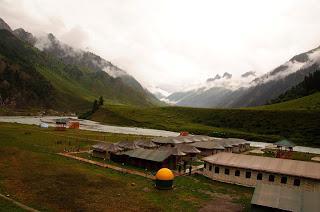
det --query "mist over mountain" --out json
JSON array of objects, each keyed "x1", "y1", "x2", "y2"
[
  {"x1": 0, "y1": 17, "x2": 12, "y2": 32},
  {"x1": 165, "y1": 46, "x2": 320, "y2": 108},
  {"x1": 241, "y1": 71, "x2": 256, "y2": 78},
  {"x1": 0, "y1": 18, "x2": 161, "y2": 110}
]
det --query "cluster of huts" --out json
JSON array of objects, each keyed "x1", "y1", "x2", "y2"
[{"x1": 91, "y1": 135, "x2": 251, "y2": 171}]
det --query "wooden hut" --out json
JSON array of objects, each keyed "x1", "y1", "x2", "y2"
[
  {"x1": 106, "y1": 143, "x2": 123, "y2": 161},
  {"x1": 55, "y1": 118, "x2": 67, "y2": 131},
  {"x1": 175, "y1": 144, "x2": 201, "y2": 158},
  {"x1": 120, "y1": 148, "x2": 176, "y2": 170},
  {"x1": 91, "y1": 143, "x2": 108, "y2": 159}
]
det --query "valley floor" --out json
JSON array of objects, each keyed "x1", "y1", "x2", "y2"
[
  {"x1": 0, "y1": 123, "x2": 253, "y2": 211},
  {"x1": 89, "y1": 104, "x2": 320, "y2": 147}
]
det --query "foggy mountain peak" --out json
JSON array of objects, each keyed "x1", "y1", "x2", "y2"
[
  {"x1": 206, "y1": 74, "x2": 221, "y2": 82},
  {"x1": 13, "y1": 28, "x2": 37, "y2": 45},
  {"x1": 222, "y1": 72, "x2": 232, "y2": 79},
  {"x1": 33, "y1": 32, "x2": 129, "y2": 78},
  {"x1": 241, "y1": 71, "x2": 256, "y2": 78},
  {"x1": 0, "y1": 17, "x2": 12, "y2": 32}
]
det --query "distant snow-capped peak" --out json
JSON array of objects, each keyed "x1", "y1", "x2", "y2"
[
  {"x1": 252, "y1": 46, "x2": 320, "y2": 85},
  {"x1": 203, "y1": 71, "x2": 256, "y2": 91},
  {"x1": 147, "y1": 85, "x2": 171, "y2": 99}
]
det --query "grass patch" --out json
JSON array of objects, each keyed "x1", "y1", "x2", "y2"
[
  {"x1": 0, "y1": 197, "x2": 28, "y2": 212},
  {"x1": 0, "y1": 122, "x2": 254, "y2": 211},
  {"x1": 90, "y1": 104, "x2": 320, "y2": 147}
]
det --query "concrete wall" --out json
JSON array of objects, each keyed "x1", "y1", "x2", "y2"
[{"x1": 203, "y1": 162, "x2": 320, "y2": 191}]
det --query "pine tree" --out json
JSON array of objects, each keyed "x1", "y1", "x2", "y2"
[
  {"x1": 92, "y1": 99, "x2": 99, "y2": 112},
  {"x1": 98, "y1": 96, "x2": 104, "y2": 106}
]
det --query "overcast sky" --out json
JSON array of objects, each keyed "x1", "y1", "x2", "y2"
[{"x1": 1, "y1": 0, "x2": 320, "y2": 91}]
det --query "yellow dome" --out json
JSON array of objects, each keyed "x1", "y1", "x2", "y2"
[{"x1": 155, "y1": 168, "x2": 174, "y2": 180}]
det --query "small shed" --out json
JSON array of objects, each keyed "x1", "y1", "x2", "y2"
[
  {"x1": 275, "y1": 139, "x2": 295, "y2": 151},
  {"x1": 39, "y1": 123, "x2": 49, "y2": 128},
  {"x1": 69, "y1": 121, "x2": 80, "y2": 129},
  {"x1": 55, "y1": 118, "x2": 68, "y2": 131},
  {"x1": 179, "y1": 131, "x2": 189, "y2": 136},
  {"x1": 251, "y1": 184, "x2": 320, "y2": 212}
]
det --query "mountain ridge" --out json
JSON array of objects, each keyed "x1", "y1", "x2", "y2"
[
  {"x1": 165, "y1": 45, "x2": 320, "y2": 108},
  {"x1": 0, "y1": 18, "x2": 161, "y2": 111}
]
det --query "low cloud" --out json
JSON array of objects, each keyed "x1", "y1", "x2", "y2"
[{"x1": 1, "y1": 0, "x2": 320, "y2": 92}]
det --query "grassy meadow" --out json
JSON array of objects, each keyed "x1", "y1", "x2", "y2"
[
  {"x1": 90, "y1": 104, "x2": 320, "y2": 147},
  {"x1": 0, "y1": 122, "x2": 253, "y2": 211}
]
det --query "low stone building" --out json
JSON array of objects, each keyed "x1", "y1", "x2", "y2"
[{"x1": 202, "y1": 152, "x2": 320, "y2": 191}]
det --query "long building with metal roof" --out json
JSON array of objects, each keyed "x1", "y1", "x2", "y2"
[
  {"x1": 202, "y1": 152, "x2": 320, "y2": 191},
  {"x1": 251, "y1": 184, "x2": 320, "y2": 212}
]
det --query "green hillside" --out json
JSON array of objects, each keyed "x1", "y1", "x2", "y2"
[
  {"x1": 0, "y1": 29, "x2": 159, "y2": 113},
  {"x1": 89, "y1": 104, "x2": 320, "y2": 147},
  {"x1": 253, "y1": 92, "x2": 320, "y2": 110},
  {"x1": 270, "y1": 70, "x2": 320, "y2": 104}
]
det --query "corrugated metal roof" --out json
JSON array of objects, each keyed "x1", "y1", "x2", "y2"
[
  {"x1": 92, "y1": 143, "x2": 109, "y2": 151},
  {"x1": 117, "y1": 141, "x2": 140, "y2": 150},
  {"x1": 275, "y1": 139, "x2": 296, "y2": 148},
  {"x1": 175, "y1": 144, "x2": 201, "y2": 154},
  {"x1": 251, "y1": 184, "x2": 320, "y2": 212},
  {"x1": 122, "y1": 149, "x2": 172, "y2": 162},
  {"x1": 158, "y1": 146, "x2": 186, "y2": 156},
  {"x1": 106, "y1": 143, "x2": 123, "y2": 153},
  {"x1": 136, "y1": 140, "x2": 158, "y2": 148},
  {"x1": 202, "y1": 152, "x2": 320, "y2": 180},
  {"x1": 55, "y1": 118, "x2": 68, "y2": 124},
  {"x1": 191, "y1": 142, "x2": 225, "y2": 150}
]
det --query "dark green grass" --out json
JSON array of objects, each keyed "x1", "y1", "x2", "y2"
[
  {"x1": 90, "y1": 104, "x2": 320, "y2": 147},
  {"x1": 0, "y1": 198, "x2": 27, "y2": 212},
  {"x1": 252, "y1": 92, "x2": 320, "y2": 110},
  {"x1": 0, "y1": 122, "x2": 253, "y2": 211}
]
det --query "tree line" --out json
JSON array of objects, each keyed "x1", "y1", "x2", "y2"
[{"x1": 270, "y1": 70, "x2": 320, "y2": 104}]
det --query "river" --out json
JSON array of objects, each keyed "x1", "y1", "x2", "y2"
[{"x1": 0, "y1": 116, "x2": 319, "y2": 154}]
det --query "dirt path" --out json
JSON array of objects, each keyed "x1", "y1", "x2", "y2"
[
  {"x1": 58, "y1": 153, "x2": 155, "y2": 180},
  {"x1": 199, "y1": 196, "x2": 243, "y2": 212},
  {"x1": 0, "y1": 193, "x2": 39, "y2": 212}
]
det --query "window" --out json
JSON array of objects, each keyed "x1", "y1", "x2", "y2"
[
  {"x1": 294, "y1": 179, "x2": 300, "y2": 186},
  {"x1": 245, "y1": 171, "x2": 251, "y2": 179},
  {"x1": 224, "y1": 168, "x2": 230, "y2": 175},
  {"x1": 281, "y1": 176, "x2": 287, "y2": 184},
  {"x1": 269, "y1": 175, "x2": 275, "y2": 182},
  {"x1": 257, "y1": 173, "x2": 263, "y2": 180},
  {"x1": 204, "y1": 163, "x2": 207, "y2": 169},
  {"x1": 209, "y1": 165, "x2": 212, "y2": 171},
  {"x1": 235, "y1": 170, "x2": 240, "y2": 177},
  {"x1": 214, "y1": 167, "x2": 219, "y2": 174}
]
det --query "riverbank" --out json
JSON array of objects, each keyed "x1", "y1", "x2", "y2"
[{"x1": 0, "y1": 116, "x2": 319, "y2": 154}]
